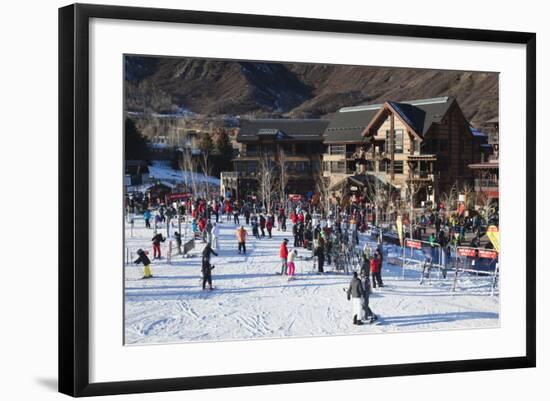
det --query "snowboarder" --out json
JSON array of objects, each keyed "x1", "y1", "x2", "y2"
[
  {"x1": 279, "y1": 239, "x2": 289, "y2": 275},
  {"x1": 236, "y1": 225, "x2": 248, "y2": 255},
  {"x1": 151, "y1": 232, "x2": 166, "y2": 259},
  {"x1": 347, "y1": 272, "x2": 365, "y2": 325},
  {"x1": 134, "y1": 248, "x2": 153, "y2": 279}
]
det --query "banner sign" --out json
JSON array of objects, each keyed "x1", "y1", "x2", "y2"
[
  {"x1": 478, "y1": 249, "x2": 498, "y2": 259},
  {"x1": 405, "y1": 239, "x2": 422, "y2": 249},
  {"x1": 457, "y1": 247, "x2": 498, "y2": 259},
  {"x1": 457, "y1": 248, "x2": 476, "y2": 257}
]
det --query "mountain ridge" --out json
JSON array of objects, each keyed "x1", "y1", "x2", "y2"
[{"x1": 124, "y1": 56, "x2": 498, "y2": 126}]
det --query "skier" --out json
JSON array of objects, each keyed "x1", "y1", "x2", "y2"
[
  {"x1": 314, "y1": 238, "x2": 325, "y2": 274},
  {"x1": 266, "y1": 216, "x2": 273, "y2": 238},
  {"x1": 360, "y1": 256, "x2": 377, "y2": 322},
  {"x1": 279, "y1": 238, "x2": 289, "y2": 275},
  {"x1": 174, "y1": 231, "x2": 182, "y2": 255},
  {"x1": 259, "y1": 214, "x2": 266, "y2": 237},
  {"x1": 346, "y1": 271, "x2": 365, "y2": 325},
  {"x1": 212, "y1": 222, "x2": 220, "y2": 251},
  {"x1": 205, "y1": 220, "x2": 213, "y2": 246},
  {"x1": 134, "y1": 248, "x2": 153, "y2": 279},
  {"x1": 201, "y1": 258, "x2": 215, "y2": 291},
  {"x1": 233, "y1": 208, "x2": 240, "y2": 225},
  {"x1": 143, "y1": 209, "x2": 152, "y2": 229},
  {"x1": 202, "y1": 242, "x2": 218, "y2": 264},
  {"x1": 287, "y1": 248, "x2": 300, "y2": 279},
  {"x1": 151, "y1": 232, "x2": 166, "y2": 259},
  {"x1": 370, "y1": 252, "x2": 384, "y2": 288},
  {"x1": 236, "y1": 225, "x2": 248, "y2": 255},
  {"x1": 251, "y1": 216, "x2": 260, "y2": 239}
]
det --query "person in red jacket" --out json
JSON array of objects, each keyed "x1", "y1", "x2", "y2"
[
  {"x1": 290, "y1": 211, "x2": 298, "y2": 225},
  {"x1": 279, "y1": 239, "x2": 289, "y2": 275},
  {"x1": 370, "y1": 253, "x2": 384, "y2": 288}
]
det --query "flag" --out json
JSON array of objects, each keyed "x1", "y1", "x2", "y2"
[
  {"x1": 396, "y1": 215, "x2": 403, "y2": 247},
  {"x1": 487, "y1": 225, "x2": 500, "y2": 253}
]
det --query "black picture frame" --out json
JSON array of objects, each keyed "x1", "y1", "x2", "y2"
[{"x1": 59, "y1": 3, "x2": 536, "y2": 397}]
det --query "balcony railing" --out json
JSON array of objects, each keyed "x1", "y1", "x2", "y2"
[{"x1": 475, "y1": 178, "x2": 499, "y2": 188}]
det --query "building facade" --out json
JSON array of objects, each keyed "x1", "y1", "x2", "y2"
[
  {"x1": 225, "y1": 119, "x2": 329, "y2": 199},
  {"x1": 322, "y1": 97, "x2": 485, "y2": 205},
  {"x1": 226, "y1": 97, "x2": 490, "y2": 206}
]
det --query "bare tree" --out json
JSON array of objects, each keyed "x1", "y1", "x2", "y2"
[
  {"x1": 278, "y1": 147, "x2": 288, "y2": 204},
  {"x1": 199, "y1": 151, "x2": 213, "y2": 199},
  {"x1": 257, "y1": 152, "x2": 277, "y2": 214},
  {"x1": 314, "y1": 169, "x2": 332, "y2": 217},
  {"x1": 405, "y1": 180, "x2": 426, "y2": 234},
  {"x1": 461, "y1": 182, "x2": 475, "y2": 212},
  {"x1": 181, "y1": 147, "x2": 198, "y2": 196},
  {"x1": 363, "y1": 174, "x2": 391, "y2": 226}
]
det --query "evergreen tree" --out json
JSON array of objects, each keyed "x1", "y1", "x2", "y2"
[
  {"x1": 125, "y1": 117, "x2": 149, "y2": 160},
  {"x1": 214, "y1": 130, "x2": 234, "y2": 175},
  {"x1": 214, "y1": 130, "x2": 233, "y2": 156},
  {"x1": 198, "y1": 132, "x2": 214, "y2": 155}
]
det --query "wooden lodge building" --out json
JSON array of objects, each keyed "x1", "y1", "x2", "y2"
[
  {"x1": 223, "y1": 119, "x2": 329, "y2": 199},
  {"x1": 324, "y1": 96, "x2": 485, "y2": 204},
  {"x1": 222, "y1": 97, "x2": 491, "y2": 205}
]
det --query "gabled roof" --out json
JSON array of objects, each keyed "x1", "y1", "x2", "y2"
[
  {"x1": 324, "y1": 96, "x2": 455, "y2": 143},
  {"x1": 367, "y1": 97, "x2": 455, "y2": 138},
  {"x1": 237, "y1": 119, "x2": 329, "y2": 142},
  {"x1": 323, "y1": 105, "x2": 380, "y2": 144}
]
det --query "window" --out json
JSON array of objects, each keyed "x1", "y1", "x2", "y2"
[
  {"x1": 382, "y1": 160, "x2": 403, "y2": 174},
  {"x1": 385, "y1": 129, "x2": 404, "y2": 153},
  {"x1": 247, "y1": 161, "x2": 258, "y2": 175},
  {"x1": 330, "y1": 161, "x2": 346, "y2": 174},
  {"x1": 329, "y1": 145, "x2": 345, "y2": 155},
  {"x1": 393, "y1": 161, "x2": 404, "y2": 174},
  {"x1": 295, "y1": 144, "x2": 308, "y2": 155},
  {"x1": 246, "y1": 144, "x2": 258, "y2": 156}
]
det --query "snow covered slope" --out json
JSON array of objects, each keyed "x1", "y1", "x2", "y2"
[{"x1": 124, "y1": 219, "x2": 499, "y2": 345}]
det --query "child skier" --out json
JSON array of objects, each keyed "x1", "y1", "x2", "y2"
[
  {"x1": 151, "y1": 232, "x2": 166, "y2": 259},
  {"x1": 287, "y1": 248, "x2": 301, "y2": 280},
  {"x1": 201, "y1": 258, "x2": 215, "y2": 290},
  {"x1": 134, "y1": 248, "x2": 153, "y2": 279}
]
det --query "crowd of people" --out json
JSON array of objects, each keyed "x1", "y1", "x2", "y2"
[{"x1": 127, "y1": 192, "x2": 498, "y2": 321}]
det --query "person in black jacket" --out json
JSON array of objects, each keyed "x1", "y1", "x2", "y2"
[
  {"x1": 201, "y1": 258, "x2": 215, "y2": 290},
  {"x1": 151, "y1": 233, "x2": 166, "y2": 259},
  {"x1": 134, "y1": 248, "x2": 153, "y2": 279},
  {"x1": 314, "y1": 241, "x2": 325, "y2": 273},
  {"x1": 347, "y1": 272, "x2": 364, "y2": 325},
  {"x1": 202, "y1": 243, "x2": 218, "y2": 264},
  {"x1": 174, "y1": 231, "x2": 182, "y2": 255}
]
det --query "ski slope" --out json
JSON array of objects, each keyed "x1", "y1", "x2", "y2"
[{"x1": 124, "y1": 218, "x2": 499, "y2": 345}]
